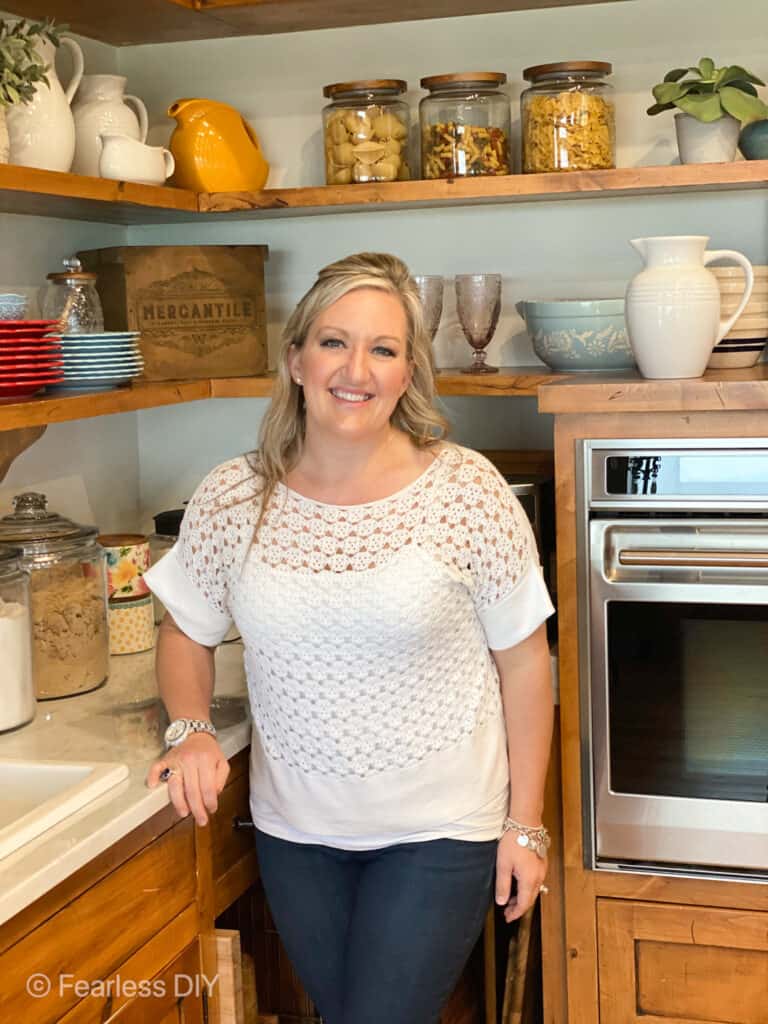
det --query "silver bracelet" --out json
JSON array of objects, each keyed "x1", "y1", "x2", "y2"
[{"x1": 501, "y1": 817, "x2": 551, "y2": 859}]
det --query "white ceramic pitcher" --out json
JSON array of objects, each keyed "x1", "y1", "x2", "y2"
[
  {"x1": 6, "y1": 34, "x2": 84, "y2": 172},
  {"x1": 72, "y1": 75, "x2": 149, "y2": 177},
  {"x1": 626, "y1": 236, "x2": 754, "y2": 379}
]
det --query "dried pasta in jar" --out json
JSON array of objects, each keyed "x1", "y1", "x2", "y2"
[
  {"x1": 422, "y1": 121, "x2": 510, "y2": 179},
  {"x1": 419, "y1": 72, "x2": 512, "y2": 179},
  {"x1": 521, "y1": 61, "x2": 616, "y2": 173},
  {"x1": 322, "y1": 80, "x2": 411, "y2": 185}
]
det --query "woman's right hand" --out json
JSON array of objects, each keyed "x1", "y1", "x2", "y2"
[{"x1": 146, "y1": 732, "x2": 230, "y2": 827}]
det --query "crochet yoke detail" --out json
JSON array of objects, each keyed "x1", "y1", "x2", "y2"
[{"x1": 179, "y1": 443, "x2": 533, "y2": 615}]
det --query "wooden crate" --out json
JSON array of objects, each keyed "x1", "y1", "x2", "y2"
[{"x1": 78, "y1": 244, "x2": 268, "y2": 381}]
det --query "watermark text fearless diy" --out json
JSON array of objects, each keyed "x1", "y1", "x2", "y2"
[{"x1": 26, "y1": 972, "x2": 219, "y2": 1000}]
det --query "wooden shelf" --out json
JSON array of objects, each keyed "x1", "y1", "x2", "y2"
[
  {"x1": 3, "y1": 0, "x2": 628, "y2": 45},
  {"x1": 1, "y1": 364, "x2": 766, "y2": 431},
  {"x1": 1, "y1": 161, "x2": 767, "y2": 225},
  {"x1": 537, "y1": 364, "x2": 768, "y2": 414},
  {"x1": 0, "y1": 165, "x2": 198, "y2": 224},
  {"x1": 0, "y1": 380, "x2": 209, "y2": 431},
  {"x1": 201, "y1": 162, "x2": 768, "y2": 218}
]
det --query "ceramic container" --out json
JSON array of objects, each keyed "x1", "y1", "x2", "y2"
[
  {"x1": 108, "y1": 594, "x2": 154, "y2": 655},
  {"x1": 518, "y1": 298, "x2": 635, "y2": 371},
  {"x1": 6, "y1": 34, "x2": 84, "y2": 172},
  {"x1": 0, "y1": 294, "x2": 28, "y2": 320},
  {"x1": 98, "y1": 133, "x2": 175, "y2": 186},
  {"x1": 674, "y1": 113, "x2": 740, "y2": 164},
  {"x1": 626, "y1": 235, "x2": 754, "y2": 379},
  {"x1": 738, "y1": 119, "x2": 768, "y2": 160},
  {"x1": 72, "y1": 74, "x2": 149, "y2": 177},
  {"x1": 167, "y1": 98, "x2": 269, "y2": 191},
  {"x1": 98, "y1": 534, "x2": 151, "y2": 600}
]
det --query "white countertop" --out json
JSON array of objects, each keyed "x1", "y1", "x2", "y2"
[{"x1": 0, "y1": 639, "x2": 250, "y2": 928}]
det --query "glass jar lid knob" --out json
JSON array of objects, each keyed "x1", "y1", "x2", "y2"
[{"x1": 12, "y1": 492, "x2": 51, "y2": 520}]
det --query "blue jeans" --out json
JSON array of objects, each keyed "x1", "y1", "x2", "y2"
[{"x1": 254, "y1": 829, "x2": 496, "y2": 1024}]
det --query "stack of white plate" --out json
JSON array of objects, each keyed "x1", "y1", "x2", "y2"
[
  {"x1": 709, "y1": 266, "x2": 768, "y2": 369},
  {"x1": 52, "y1": 332, "x2": 144, "y2": 390}
]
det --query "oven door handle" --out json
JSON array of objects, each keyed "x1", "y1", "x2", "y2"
[{"x1": 618, "y1": 548, "x2": 768, "y2": 569}]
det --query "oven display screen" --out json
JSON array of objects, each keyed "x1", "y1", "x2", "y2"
[{"x1": 605, "y1": 453, "x2": 768, "y2": 497}]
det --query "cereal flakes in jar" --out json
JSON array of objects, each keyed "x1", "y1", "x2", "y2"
[{"x1": 521, "y1": 61, "x2": 615, "y2": 173}]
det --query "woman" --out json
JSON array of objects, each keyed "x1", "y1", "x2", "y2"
[{"x1": 145, "y1": 252, "x2": 554, "y2": 1024}]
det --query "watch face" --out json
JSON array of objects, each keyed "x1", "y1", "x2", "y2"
[{"x1": 165, "y1": 720, "x2": 187, "y2": 744}]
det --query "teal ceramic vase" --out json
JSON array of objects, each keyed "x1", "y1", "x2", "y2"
[{"x1": 738, "y1": 119, "x2": 768, "y2": 160}]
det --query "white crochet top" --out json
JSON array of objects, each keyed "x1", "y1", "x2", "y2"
[{"x1": 145, "y1": 443, "x2": 554, "y2": 849}]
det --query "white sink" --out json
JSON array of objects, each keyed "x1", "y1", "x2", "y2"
[{"x1": 0, "y1": 758, "x2": 129, "y2": 860}]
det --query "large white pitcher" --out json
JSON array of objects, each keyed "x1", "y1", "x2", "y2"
[
  {"x1": 626, "y1": 236, "x2": 754, "y2": 379},
  {"x1": 6, "y1": 34, "x2": 84, "y2": 172},
  {"x1": 72, "y1": 75, "x2": 149, "y2": 177}
]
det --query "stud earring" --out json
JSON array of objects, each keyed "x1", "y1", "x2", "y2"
[{"x1": 294, "y1": 376, "x2": 303, "y2": 385}]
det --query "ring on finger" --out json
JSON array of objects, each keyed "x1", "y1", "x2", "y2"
[{"x1": 160, "y1": 766, "x2": 182, "y2": 783}]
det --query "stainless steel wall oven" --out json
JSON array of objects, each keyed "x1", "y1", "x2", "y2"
[{"x1": 578, "y1": 439, "x2": 768, "y2": 879}]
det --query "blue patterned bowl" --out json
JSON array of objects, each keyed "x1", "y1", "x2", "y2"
[
  {"x1": 520, "y1": 299, "x2": 635, "y2": 372},
  {"x1": 0, "y1": 293, "x2": 28, "y2": 321}
]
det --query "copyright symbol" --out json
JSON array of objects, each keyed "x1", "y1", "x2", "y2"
[{"x1": 27, "y1": 973, "x2": 51, "y2": 997}]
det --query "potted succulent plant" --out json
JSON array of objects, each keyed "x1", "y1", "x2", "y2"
[
  {"x1": 0, "y1": 18, "x2": 61, "y2": 164},
  {"x1": 648, "y1": 58, "x2": 768, "y2": 164}
]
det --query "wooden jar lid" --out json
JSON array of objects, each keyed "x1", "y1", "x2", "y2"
[
  {"x1": 323, "y1": 79, "x2": 407, "y2": 97},
  {"x1": 420, "y1": 71, "x2": 507, "y2": 90},
  {"x1": 523, "y1": 61, "x2": 612, "y2": 81}
]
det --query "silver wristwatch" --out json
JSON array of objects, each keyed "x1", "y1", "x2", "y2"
[{"x1": 164, "y1": 717, "x2": 217, "y2": 748}]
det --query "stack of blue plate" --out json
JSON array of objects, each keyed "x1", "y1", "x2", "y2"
[{"x1": 51, "y1": 332, "x2": 144, "y2": 390}]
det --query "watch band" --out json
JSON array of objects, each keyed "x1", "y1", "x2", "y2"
[{"x1": 164, "y1": 717, "x2": 217, "y2": 748}]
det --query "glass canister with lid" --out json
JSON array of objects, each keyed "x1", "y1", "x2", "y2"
[
  {"x1": 40, "y1": 256, "x2": 105, "y2": 333},
  {"x1": 322, "y1": 80, "x2": 411, "y2": 185},
  {"x1": 0, "y1": 493, "x2": 109, "y2": 699},
  {"x1": 419, "y1": 72, "x2": 511, "y2": 179},
  {"x1": 0, "y1": 546, "x2": 35, "y2": 732},
  {"x1": 521, "y1": 61, "x2": 616, "y2": 173}
]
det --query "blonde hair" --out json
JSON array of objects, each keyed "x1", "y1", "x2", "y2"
[{"x1": 250, "y1": 252, "x2": 449, "y2": 529}]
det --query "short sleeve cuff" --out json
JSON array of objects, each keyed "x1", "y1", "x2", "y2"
[
  {"x1": 478, "y1": 561, "x2": 555, "y2": 651},
  {"x1": 144, "y1": 543, "x2": 233, "y2": 647}
]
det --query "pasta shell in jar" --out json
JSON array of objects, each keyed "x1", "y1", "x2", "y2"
[{"x1": 322, "y1": 80, "x2": 411, "y2": 185}]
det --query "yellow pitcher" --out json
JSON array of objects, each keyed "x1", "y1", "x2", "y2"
[{"x1": 167, "y1": 98, "x2": 269, "y2": 192}]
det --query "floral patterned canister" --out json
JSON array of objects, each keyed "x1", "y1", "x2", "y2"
[{"x1": 98, "y1": 534, "x2": 151, "y2": 600}]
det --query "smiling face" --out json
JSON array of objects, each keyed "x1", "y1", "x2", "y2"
[{"x1": 287, "y1": 287, "x2": 413, "y2": 443}]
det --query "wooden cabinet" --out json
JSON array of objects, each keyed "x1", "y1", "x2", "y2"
[
  {"x1": 597, "y1": 899, "x2": 768, "y2": 1024},
  {"x1": 0, "y1": 751, "x2": 259, "y2": 1024}
]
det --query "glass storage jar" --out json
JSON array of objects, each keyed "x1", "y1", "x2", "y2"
[
  {"x1": 419, "y1": 72, "x2": 511, "y2": 179},
  {"x1": 322, "y1": 80, "x2": 411, "y2": 185},
  {"x1": 521, "y1": 61, "x2": 615, "y2": 173},
  {"x1": 40, "y1": 256, "x2": 105, "y2": 333},
  {"x1": 0, "y1": 546, "x2": 35, "y2": 732},
  {"x1": 0, "y1": 493, "x2": 109, "y2": 700}
]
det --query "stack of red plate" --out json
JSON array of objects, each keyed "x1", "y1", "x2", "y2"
[{"x1": 0, "y1": 320, "x2": 64, "y2": 399}]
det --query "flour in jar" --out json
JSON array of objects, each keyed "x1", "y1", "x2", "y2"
[{"x1": 0, "y1": 599, "x2": 34, "y2": 730}]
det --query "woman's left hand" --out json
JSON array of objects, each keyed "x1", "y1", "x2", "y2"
[{"x1": 495, "y1": 830, "x2": 548, "y2": 923}]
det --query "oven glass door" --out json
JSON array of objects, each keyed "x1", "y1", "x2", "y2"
[
  {"x1": 607, "y1": 601, "x2": 768, "y2": 804},
  {"x1": 589, "y1": 519, "x2": 768, "y2": 875}
]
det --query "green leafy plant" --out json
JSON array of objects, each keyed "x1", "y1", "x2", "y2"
[
  {"x1": 648, "y1": 58, "x2": 768, "y2": 125},
  {"x1": 0, "y1": 18, "x2": 62, "y2": 109}
]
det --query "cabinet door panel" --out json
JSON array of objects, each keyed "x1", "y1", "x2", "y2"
[
  {"x1": 597, "y1": 898, "x2": 768, "y2": 1024},
  {"x1": 107, "y1": 942, "x2": 205, "y2": 1023},
  {"x1": 0, "y1": 818, "x2": 196, "y2": 1024}
]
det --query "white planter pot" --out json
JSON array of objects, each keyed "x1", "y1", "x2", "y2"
[
  {"x1": 0, "y1": 108, "x2": 8, "y2": 164},
  {"x1": 674, "y1": 112, "x2": 740, "y2": 164}
]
